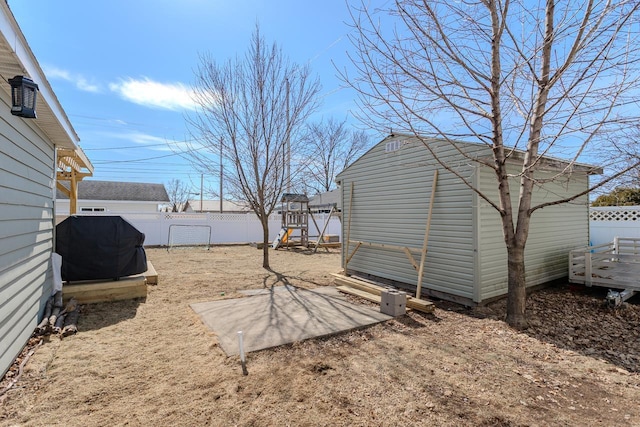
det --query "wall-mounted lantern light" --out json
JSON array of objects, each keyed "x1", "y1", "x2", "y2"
[{"x1": 8, "y1": 76, "x2": 38, "y2": 118}]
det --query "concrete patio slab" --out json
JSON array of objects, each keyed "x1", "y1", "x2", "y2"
[{"x1": 190, "y1": 286, "x2": 392, "y2": 356}]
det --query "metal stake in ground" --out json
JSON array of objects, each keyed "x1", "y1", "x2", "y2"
[{"x1": 237, "y1": 331, "x2": 248, "y2": 375}]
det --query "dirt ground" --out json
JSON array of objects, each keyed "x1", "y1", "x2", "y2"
[{"x1": 1, "y1": 246, "x2": 640, "y2": 426}]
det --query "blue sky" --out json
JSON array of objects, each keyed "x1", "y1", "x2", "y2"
[{"x1": 9, "y1": 1, "x2": 368, "y2": 194}]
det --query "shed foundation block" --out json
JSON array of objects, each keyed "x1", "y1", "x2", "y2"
[{"x1": 380, "y1": 289, "x2": 407, "y2": 316}]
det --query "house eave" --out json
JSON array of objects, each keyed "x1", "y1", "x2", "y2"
[{"x1": 0, "y1": 2, "x2": 80, "y2": 149}]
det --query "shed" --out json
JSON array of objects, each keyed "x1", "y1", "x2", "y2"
[
  {"x1": 0, "y1": 3, "x2": 92, "y2": 377},
  {"x1": 336, "y1": 134, "x2": 600, "y2": 305}
]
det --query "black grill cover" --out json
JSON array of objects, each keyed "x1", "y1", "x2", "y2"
[{"x1": 56, "y1": 216, "x2": 147, "y2": 282}]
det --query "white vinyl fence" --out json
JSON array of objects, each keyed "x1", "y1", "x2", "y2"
[
  {"x1": 589, "y1": 206, "x2": 640, "y2": 246},
  {"x1": 59, "y1": 206, "x2": 637, "y2": 248},
  {"x1": 56, "y1": 211, "x2": 341, "y2": 247}
]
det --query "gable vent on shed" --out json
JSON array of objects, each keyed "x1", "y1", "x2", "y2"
[{"x1": 385, "y1": 140, "x2": 403, "y2": 152}]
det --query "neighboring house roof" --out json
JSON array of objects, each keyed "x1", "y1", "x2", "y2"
[
  {"x1": 309, "y1": 189, "x2": 341, "y2": 209},
  {"x1": 56, "y1": 180, "x2": 169, "y2": 202},
  {"x1": 281, "y1": 193, "x2": 309, "y2": 203},
  {"x1": 186, "y1": 199, "x2": 251, "y2": 212}
]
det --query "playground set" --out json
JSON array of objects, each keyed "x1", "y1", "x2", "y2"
[{"x1": 272, "y1": 193, "x2": 339, "y2": 252}]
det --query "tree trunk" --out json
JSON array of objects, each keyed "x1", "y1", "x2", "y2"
[
  {"x1": 261, "y1": 218, "x2": 270, "y2": 269},
  {"x1": 505, "y1": 244, "x2": 528, "y2": 329}
]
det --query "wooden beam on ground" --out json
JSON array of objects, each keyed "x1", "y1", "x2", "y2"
[
  {"x1": 333, "y1": 274, "x2": 386, "y2": 295},
  {"x1": 407, "y1": 297, "x2": 435, "y2": 313},
  {"x1": 336, "y1": 286, "x2": 382, "y2": 304},
  {"x1": 63, "y1": 276, "x2": 147, "y2": 304},
  {"x1": 332, "y1": 274, "x2": 434, "y2": 313}
]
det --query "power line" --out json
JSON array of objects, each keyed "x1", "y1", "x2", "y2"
[
  {"x1": 89, "y1": 167, "x2": 190, "y2": 172},
  {"x1": 84, "y1": 142, "x2": 173, "y2": 151},
  {"x1": 81, "y1": 135, "x2": 210, "y2": 151},
  {"x1": 91, "y1": 151, "x2": 188, "y2": 164},
  {"x1": 69, "y1": 113, "x2": 170, "y2": 130}
]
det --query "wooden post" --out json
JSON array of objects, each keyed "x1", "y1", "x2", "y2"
[
  {"x1": 585, "y1": 252, "x2": 592, "y2": 287},
  {"x1": 345, "y1": 241, "x2": 362, "y2": 265},
  {"x1": 344, "y1": 182, "x2": 354, "y2": 270},
  {"x1": 416, "y1": 170, "x2": 438, "y2": 300},
  {"x1": 69, "y1": 169, "x2": 78, "y2": 215},
  {"x1": 314, "y1": 206, "x2": 335, "y2": 253},
  {"x1": 309, "y1": 211, "x2": 321, "y2": 242}
]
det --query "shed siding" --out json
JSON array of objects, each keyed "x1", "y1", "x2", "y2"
[
  {"x1": 339, "y1": 135, "x2": 592, "y2": 304},
  {"x1": 0, "y1": 106, "x2": 55, "y2": 377},
  {"x1": 477, "y1": 166, "x2": 589, "y2": 301},
  {"x1": 339, "y1": 136, "x2": 479, "y2": 300}
]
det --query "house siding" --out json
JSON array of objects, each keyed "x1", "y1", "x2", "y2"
[
  {"x1": 0, "y1": 104, "x2": 55, "y2": 377},
  {"x1": 477, "y1": 166, "x2": 590, "y2": 301},
  {"x1": 338, "y1": 136, "x2": 479, "y2": 300}
]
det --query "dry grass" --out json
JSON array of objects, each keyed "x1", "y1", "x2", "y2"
[{"x1": 1, "y1": 246, "x2": 639, "y2": 426}]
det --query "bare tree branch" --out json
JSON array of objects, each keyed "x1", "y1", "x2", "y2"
[
  {"x1": 344, "y1": 0, "x2": 640, "y2": 328},
  {"x1": 300, "y1": 118, "x2": 372, "y2": 194},
  {"x1": 178, "y1": 25, "x2": 320, "y2": 268},
  {"x1": 165, "y1": 179, "x2": 190, "y2": 212}
]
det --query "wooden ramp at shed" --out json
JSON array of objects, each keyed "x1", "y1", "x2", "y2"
[{"x1": 62, "y1": 261, "x2": 157, "y2": 304}]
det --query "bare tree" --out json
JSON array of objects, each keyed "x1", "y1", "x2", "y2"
[
  {"x1": 346, "y1": 0, "x2": 640, "y2": 328},
  {"x1": 166, "y1": 178, "x2": 190, "y2": 212},
  {"x1": 301, "y1": 118, "x2": 371, "y2": 194},
  {"x1": 595, "y1": 124, "x2": 640, "y2": 193},
  {"x1": 182, "y1": 26, "x2": 320, "y2": 268}
]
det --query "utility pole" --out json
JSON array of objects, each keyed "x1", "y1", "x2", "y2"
[
  {"x1": 219, "y1": 137, "x2": 223, "y2": 214},
  {"x1": 200, "y1": 173, "x2": 203, "y2": 212},
  {"x1": 286, "y1": 77, "x2": 291, "y2": 192}
]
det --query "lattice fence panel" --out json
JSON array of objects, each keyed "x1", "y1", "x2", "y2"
[{"x1": 590, "y1": 208, "x2": 640, "y2": 222}]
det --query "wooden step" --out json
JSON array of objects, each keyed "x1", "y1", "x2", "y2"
[
  {"x1": 142, "y1": 260, "x2": 158, "y2": 285},
  {"x1": 63, "y1": 276, "x2": 147, "y2": 304}
]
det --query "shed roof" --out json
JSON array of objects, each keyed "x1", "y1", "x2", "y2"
[
  {"x1": 56, "y1": 180, "x2": 169, "y2": 202},
  {"x1": 337, "y1": 133, "x2": 603, "y2": 180}
]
